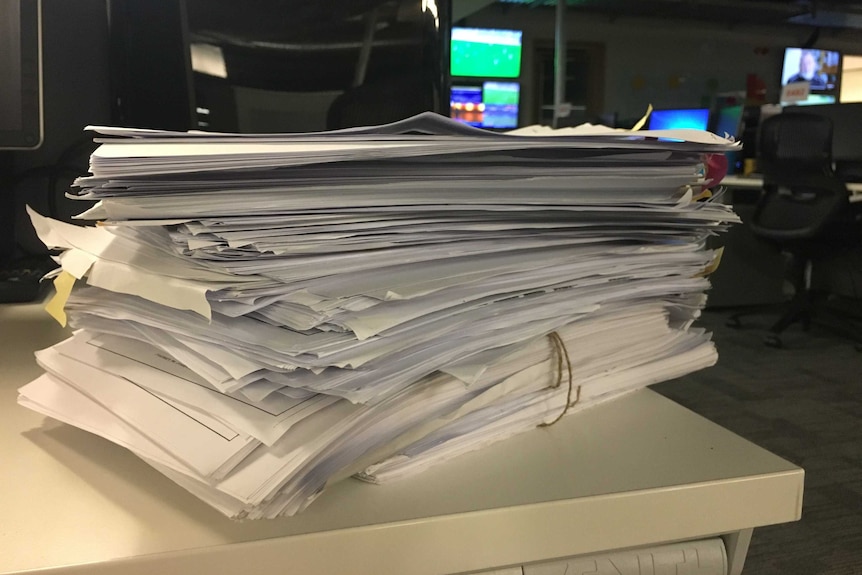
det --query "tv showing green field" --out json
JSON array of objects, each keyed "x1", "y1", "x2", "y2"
[{"x1": 450, "y1": 27, "x2": 522, "y2": 78}]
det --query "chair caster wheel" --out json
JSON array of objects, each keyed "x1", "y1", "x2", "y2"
[{"x1": 764, "y1": 334, "x2": 783, "y2": 348}]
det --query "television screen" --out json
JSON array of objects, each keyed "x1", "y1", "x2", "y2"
[
  {"x1": 780, "y1": 47, "x2": 841, "y2": 106},
  {"x1": 450, "y1": 27, "x2": 522, "y2": 78},
  {"x1": 450, "y1": 84, "x2": 484, "y2": 127},
  {"x1": 647, "y1": 108, "x2": 710, "y2": 131},
  {"x1": 480, "y1": 81, "x2": 519, "y2": 128},
  {"x1": 450, "y1": 81, "x2": 519, "y2": 129}
]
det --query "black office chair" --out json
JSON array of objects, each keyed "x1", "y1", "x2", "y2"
[{"x1": 728, "y1": 112, "x2": 862, "y2": 348}]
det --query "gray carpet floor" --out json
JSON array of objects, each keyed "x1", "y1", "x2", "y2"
[{"x1": 653, "y1": 305, "x2": 862, "y2": 575}]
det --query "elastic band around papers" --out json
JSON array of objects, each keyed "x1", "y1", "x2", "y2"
[{"x1": 539, "y1": 331, "x2": 580, "y2": 428}]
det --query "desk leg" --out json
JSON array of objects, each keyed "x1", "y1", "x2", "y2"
[{"x1": 722, "y1": 529, "x2": 753, "y2": 575}]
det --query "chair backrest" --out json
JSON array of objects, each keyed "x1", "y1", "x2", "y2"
[
  {"x1": 750, "y1": 113, "x2": 850, "y2": 243},
  {"x1": 758, "y1": 112, "x2": 833, "y2": 178}
]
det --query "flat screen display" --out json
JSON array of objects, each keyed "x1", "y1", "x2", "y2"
[
  {"x1": 0, "y1": 0, "x2": 42, "y2": 149},
  {"x1": 647, "y1": 108, "x2": 710, "y2": 131},
  {"x1": 713, "y1": 104, "x2": 743, "y2": 139},
  {"x1": 712, "y1": 104, "x2": 744, "y2": 173},
  {"x1": 450, "y1": 27, "x2": 522, "y2": 78},
  {"x1": 780, "y1": 47, "x2": 841, "y2": 106},
  {"x1": 450, "y1": 81, "x2": 519, "y2": 129}
]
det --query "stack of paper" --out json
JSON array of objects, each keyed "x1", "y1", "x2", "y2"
[{"x1": 19, "y1": 113, "x2": 739, "y2": 518}]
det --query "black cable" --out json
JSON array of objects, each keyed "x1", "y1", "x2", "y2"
[{"x1": 802, "y1": 27, "x2": 820, "y2": 49}]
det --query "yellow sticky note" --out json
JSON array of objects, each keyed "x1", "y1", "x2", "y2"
[
  {"x1": 697, "y1": 247, "x2": 724, "y2": 278},
  {"x1": 631, "y1": 103, "x2": 653, "y2": 131},
  {"x1": 692, "y1": 188, "x2": 713, "y2": 202},
  {"x1": 45, "y1": 271, "x2": 76, "y2": 327}
]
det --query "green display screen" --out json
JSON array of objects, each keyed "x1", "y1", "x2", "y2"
[
  {"x1": 482, "y1": 82, "x2": 519, "y2": 105},
  {"x1": 450, "y1": 27, "x2": 522, "y2": 78}
]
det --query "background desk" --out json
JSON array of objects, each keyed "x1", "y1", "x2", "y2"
[
  {"x1": 722, "y1": 175, "x2": 862, "y2": 201},
  {"x1": 0, "y1": 303, "x2": 803, "y2": 575}
]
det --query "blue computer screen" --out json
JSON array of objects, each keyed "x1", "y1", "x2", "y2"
[
  {"x1": 648, "y1": 108, "x2": 710, "y2": 131},
  {"x1": 450, "y1": 82, "x2": 519, "y2": 129}
]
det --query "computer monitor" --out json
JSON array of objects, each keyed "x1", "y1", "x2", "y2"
[
  {"x1": 480, "y1": 81, "x2": 519, "y2": 129},
  {"x1": 647, "y1": 108, "x2": 710, "y2": 131},
  {"x1": 711, "y1": 104, "x2": 744, "y2": 173},
  {"x1": 0, "y1": 0, "x2": 43, "y2": 149},
  {"x1": 450, "y1": 84, "x2": 484, "y2": 126},
  {"x1": 450, "y1": 27, "x2": 522, "y2": 78},
  {"x1": 712, "y1": 104, "x2": 744, "y2": 139},
  {"x1": 450, "y1": 81, "x2": 520, "y2": 130},
  {"x1": 780, "y1": 47, "x2": 841, "y2": 106}
]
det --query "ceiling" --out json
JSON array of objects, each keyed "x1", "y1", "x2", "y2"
[{"x1": 493, "y1": 0, "x2": 862, "y2": 34}]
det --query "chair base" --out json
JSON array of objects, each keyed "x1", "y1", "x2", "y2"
[{"x1": 726, "y1": 292, "x2": 862, "y2": 350}]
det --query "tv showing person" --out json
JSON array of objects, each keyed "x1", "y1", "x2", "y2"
[{"x1": 786, "y1": 49, "x2": 827, "y2": 89}]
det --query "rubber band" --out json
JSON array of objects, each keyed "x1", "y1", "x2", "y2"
[{"x1": 539, "y1": 331, "x2": 581, "y2": 428}]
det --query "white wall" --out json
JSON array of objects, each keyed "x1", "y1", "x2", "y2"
[
  {"x1": 841, "y1": 55, "x2": 862, "y2": 102},
  {"x1": 458, "y1": 4, "x2": 862, "y2": 124}
]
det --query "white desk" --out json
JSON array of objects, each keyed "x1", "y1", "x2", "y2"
[
  {"x1": 720, "y1": 175, "x2": 766, "y2": 190},
  {"x1": 0, "y1": 302, "x2": 803, "y2": 575},
  {"x1": 722, "y1": 174, "x2": 862, "y2": 202}
]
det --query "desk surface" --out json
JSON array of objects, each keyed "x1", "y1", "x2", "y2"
[
  {"x1": 721, "y1": 174, "x2": 766, "y2": 189},
  {"x1": 0, "y1": 303, "x2": 803, "y2": 575},
  {"x1": 723, "y1": 174, "x2": 862, "y2": 199}
]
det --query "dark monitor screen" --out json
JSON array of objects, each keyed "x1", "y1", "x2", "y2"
[
  {"x1": 647, "y1": 108, "x2": 710, "y2": 131},
  {"x1": 113, "y1": 0, "x2": 449, "y2": 134},
  {"x1": 780, "y1": 47, "x2": 841, "y2": 106},
  {"x1": 450, "y1": 81, "x2": 519, "y2": 129},
  {"x1": 0, "y1": 0, "x2": 42, "y2": 149}
]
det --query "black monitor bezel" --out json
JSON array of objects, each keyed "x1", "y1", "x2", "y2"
[{"x1": 0, "y1": 0, "x2": 43, "y2": 150}]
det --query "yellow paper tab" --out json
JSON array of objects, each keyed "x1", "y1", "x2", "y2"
[
  {"x1": 45, "y1": 271, "x2": 76, "y2": 327},
  {"x1": 631, "y1": 103, "x2": 653, "y2": 131},
  {"x1": 697, "y1": 247, "x2": 725, "y2": 278},
  {"x1": 692, "y1": 188, "x2": 713, "y2": 202}
]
